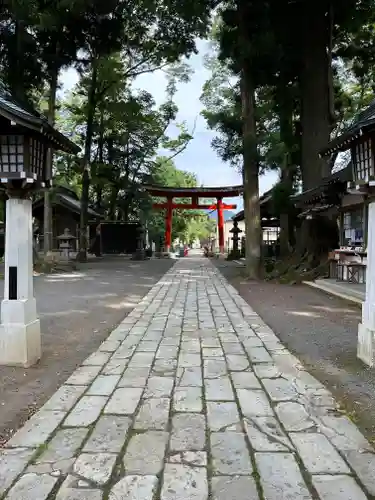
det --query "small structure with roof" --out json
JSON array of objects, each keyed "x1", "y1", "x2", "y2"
[
  {"x1": 230, "y1": 190, "x2": 280, "y2": 258},
  {"x1": 319, "y1": 99, "x2": 375, "y2": 367},
  {"x1": 293, "y1": 164, "x2": 367, "y2": 284},
  {"x1": 32, "y1": 185, "x2": 101, "y2": 252},
  {"x1": 0, "y1": 83, "x2": 79, "y2": 367}
]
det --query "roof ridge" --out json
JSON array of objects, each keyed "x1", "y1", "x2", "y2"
[
  {"x1": 352, "y1": 98, "x2": 375, "y2": 125},
  {"x1": 0, "y1": 80, "x2": 42, "y2": 119}
]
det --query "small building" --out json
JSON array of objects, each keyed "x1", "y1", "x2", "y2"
[
  {"x1": 231, "y1": 190, "x2": 280, "y2": 257},
  {"x1": 320, "y1": 99, "x2": 375, "y2": 366},
  {"x1": 293, "y1": 100, "x2": 375, "y2": 298},
  {"x1": 32, "y1": 185, "x2": 102, "y2": 251},
  {"x1": 293, "y1": 164, "x2": 367, "y2": 284}
]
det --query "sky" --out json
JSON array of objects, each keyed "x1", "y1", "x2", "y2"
[{"x1": 60, "y1": 39, "x2": 279, "y2": 212}]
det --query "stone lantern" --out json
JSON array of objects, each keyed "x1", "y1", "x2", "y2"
[
  {"x1": 132, "y1": 225, "x2": 146, "y2": 260},
  {"x1": 57, "y1": 228, "x2": 76, "y2": 259},
  {"x1": 0, "y1": 86, "x2": 80, "y2": 367},
  {"x1": 320, "y1": 101, "x2": 375, "y2": 366},
  {"x1": 229, "y1": 220, "x2": 242, "y2": 257}
]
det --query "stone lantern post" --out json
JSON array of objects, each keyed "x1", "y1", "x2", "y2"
[
  {"x1": 229, "y1": 220, "x2": 242, "y2": 258},
  {"x1": 57, "y1": 228, "x2": 76, "y2": 259},
  {"x1": 0, "y1": 87, "x2": 79, "y2": 366},
  {"x1": 132, "y1": 225, "x2": 146, "y2": 260}
]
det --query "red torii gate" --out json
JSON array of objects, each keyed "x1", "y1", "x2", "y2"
[{"x1": 144, "y1": 185, "x2": 244, "y2": 253}]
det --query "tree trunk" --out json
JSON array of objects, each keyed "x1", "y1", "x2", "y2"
[
  {"x1": 277, "y1": 82, "x2": 296, "y2": 256},
  {"x1": 98, "y1": 108, "x2": 104, "y2": 164},
  {"x1": 108, "y1": 186, "x2": 119, "y2": 220},
  {"x1": 297, "y1": 3, "x2": 334, "y2": 260},
  {"x1": 11, "y1": 20, "x2": 26, "y2": 102},
  {"x1": 44, "y1": 66, "x2": 58, "y2": 254},
  {"x1": 77, "y1": 62, "x2": 98, "y2": 262},
  {"x1": 123, "y1": 205, "x2": 129, "y2": 222},
  {"x1": 237, "y1": 0, "x2": 262, "y2": 278},
  {"x1": 300, "y1": 2, "x2": 331, "y2": 189},
  {"x1": 240, "y1": 69, "x2": 261, "y2": 278},
  {"x1": 96, "y1": 187, "x2": 103, "y2": 211}
]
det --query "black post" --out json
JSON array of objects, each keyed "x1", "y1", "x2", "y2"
[
  {"x1": 132, "y1": 225, "x2": 146, "y2": 260},
  {"x1": 229, "y1": 221, "x2": 242, "y2": 259}
]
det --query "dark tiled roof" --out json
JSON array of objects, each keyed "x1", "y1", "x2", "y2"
[
  {"x1": 320, "y1": 100, "x2": 375, "y2": 156},
  {"x1": 0, "y1": 81, "x2": 80, "y2": 154},
  {"x1": 233, "y1": 189, "x2": 273, "y2": 222},
  {"x1": 292, "y1": 164, "x2": 352, "y2": 205},
  {"x1": 298, "y1": 204, "x2": 335, "y2": 218},
  {"x1": 58, "y1": 193, "x2": 101, "y2": 217},
  {"x1": 33, "y1": 192, "x2": 101, "y2": 218}
]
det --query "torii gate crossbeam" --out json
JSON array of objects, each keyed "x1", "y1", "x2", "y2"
[{"x1": 143, "y1": 185, "x2": 244, "y2": 254}]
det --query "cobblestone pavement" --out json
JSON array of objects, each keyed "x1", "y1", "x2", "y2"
[{"x1": 1, "y1": 257, "x2": 374, "y2": 499}]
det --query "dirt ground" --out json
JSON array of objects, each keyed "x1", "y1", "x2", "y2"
[
  {"x1": 0, "y1": 256, "x2": 174, "y2": 445},
  {"x1": 216, "y1": 260, "x2": 375, "y2": 443}
]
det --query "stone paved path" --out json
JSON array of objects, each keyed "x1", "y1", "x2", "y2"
[{"x1": 1, "y1": 258, "x2": 374, "y2": 499}]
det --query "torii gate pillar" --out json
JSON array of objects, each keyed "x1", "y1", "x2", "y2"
[
  {"x1": 217, "y1": 198, "x2": 225, "y2": 254},
  {"x1": 165, "y1": 196, "x2": 173, "y2": 253}
]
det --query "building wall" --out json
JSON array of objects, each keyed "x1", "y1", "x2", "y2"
[
  {"x1": 339, "y1": 199, "x2": 367, "y2": 247},
  {"x1": 341, "y1": 194, "x2": 364, "y2": 208}
]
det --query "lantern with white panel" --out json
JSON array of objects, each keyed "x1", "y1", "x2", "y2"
[
  {"x1": 0, "y1": 89, "x2": 79, "y2": 367},
  {"x1": 352, "y1": 138, "x2": 375, "y2": 188},
  {"x1": 0, "y1": 133, "x2": 48, "y2": 186}
]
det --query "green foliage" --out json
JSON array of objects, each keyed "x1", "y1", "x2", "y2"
[
  {"x1": 201, "y1": 1, "x2": 375, "y2": 210},
  {"x1": 198, "y1": 0, "x2": 375, "y2": 267},
  {"x1": 55, "y1": 53, "x2": 197, "y2": 221},
  {"x1": 0, "y1": 0, "x2": 215, "y2": 258}
]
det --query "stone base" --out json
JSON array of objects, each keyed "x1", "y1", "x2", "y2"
[
  {"x1": 0, "y1": 298, "x2": 41, "y2": 367},
  {"x1": 131, "y1": 249, "x2": 146, "y2": 260},
  {"x1": 0, "y1": 318, "x2": 41, "y2": 367},
  {"x1": 357, "y1": 322, "x2": 375, "y2": 367},
  {"x1": 216, "y1": 253, "x2": 226, "y2": 260}
]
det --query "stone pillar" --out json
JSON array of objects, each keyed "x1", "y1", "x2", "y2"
[
  {"x1": 0, "y1": 197, "x2": 41, "y2": 367},
  {"x1": 132, "y1": 226, "x2": 146, "y2": 260},
  {"x1": 358, "y1": 200, "x2": 375, "y2": 366}
]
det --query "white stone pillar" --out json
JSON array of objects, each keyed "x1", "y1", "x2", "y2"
[
  {"x1": 358, "y1": 200, "x2": 375, "y2": 366},
  {"x1": 0, "y1": 197, "x2": 41, "y2": 367}
]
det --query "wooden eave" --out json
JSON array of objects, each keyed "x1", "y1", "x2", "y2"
[
  {"x1": 320, "y1": 99, "x2": 375, "y2": 156},
  {"x1": 143, "y1": 184, "x2": 244, "y2": 198},
  {"x1": 292, "y1": 166, "x2": 352, "y2": 207},
  {"x1": 0, "y1": 84, "x2": 80, "y2": 155},
  {"x1": 233, "y1": 190, "x2": 273, "y2": 222}
]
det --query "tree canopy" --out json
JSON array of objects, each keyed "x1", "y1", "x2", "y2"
[
  {"x1": 0, "y1": 0, "x2": 216, "y2": 257},
  {"x1": 2, "y1": 0, "x2": 375, "y2": 265},
  {"x1": 200, "y1": 0, "x2": 375, "y2": 274}
]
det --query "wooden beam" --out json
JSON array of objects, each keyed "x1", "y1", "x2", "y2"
[{"x1": 152, "y1": 203, "x2": 237, "y2": 210}]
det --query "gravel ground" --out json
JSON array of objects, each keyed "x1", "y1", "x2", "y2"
[
  {"x1": 0, "y1": 256, "x2": 174, "y2": 444},
  {"x1": 216, "y1": 259, "x2": 375, "y2": 443}
]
